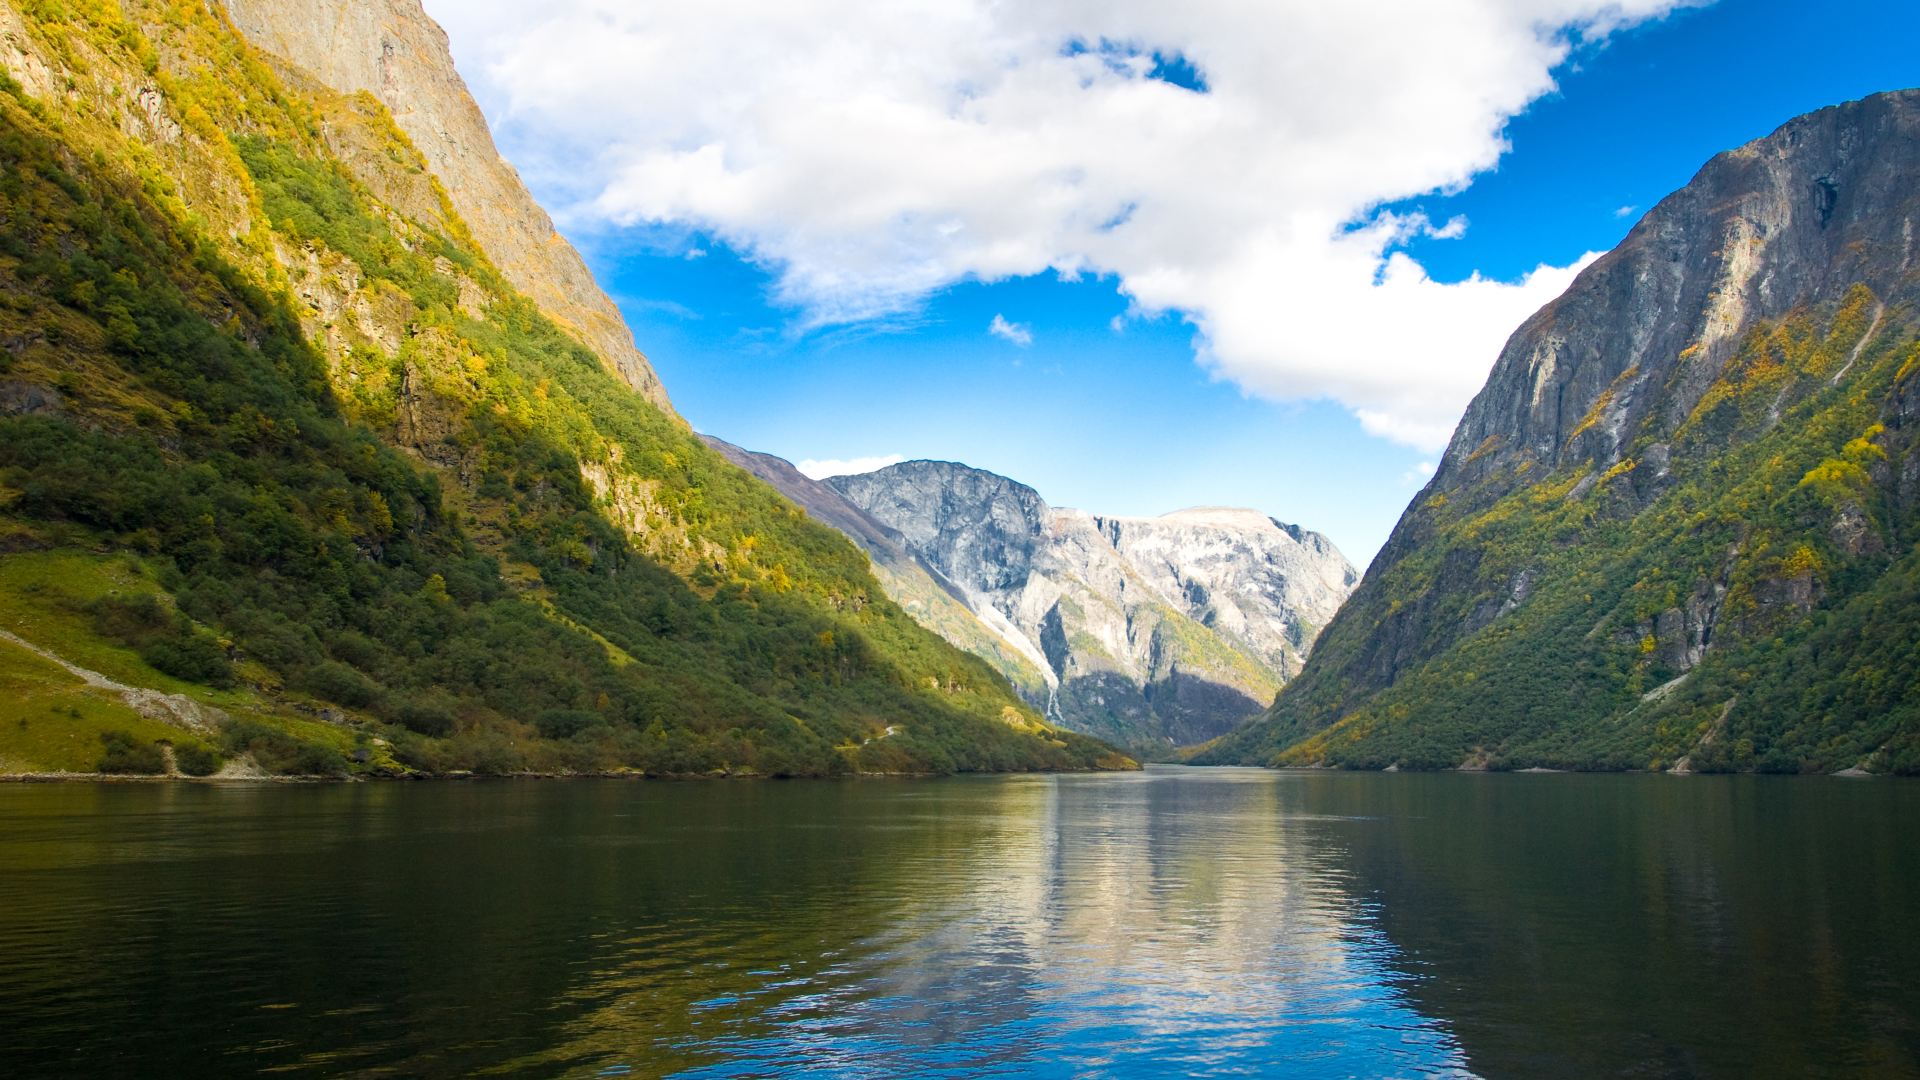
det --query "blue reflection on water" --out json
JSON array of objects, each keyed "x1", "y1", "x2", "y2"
[{"x1": 624, "y1": 768, "x2": 1471, "y2": 1077}]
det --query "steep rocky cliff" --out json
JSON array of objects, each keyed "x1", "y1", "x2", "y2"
[
  {"x1": 218, "y1": 0, "x2": 671, "y2": 411},
  {"x1": 0, "y1": 0, "x2": 1124, "y2": 778},
  {"x1": 1204, "y1": 90, "x2": 1920, "y2": 773},
  {"x1": 827, "y1": 461, "x2": 1357, "y2": 749}
]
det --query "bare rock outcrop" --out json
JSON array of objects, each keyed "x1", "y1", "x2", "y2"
[{"x1": 826, "y1": 460, "x2": 1357, "y2": 749}]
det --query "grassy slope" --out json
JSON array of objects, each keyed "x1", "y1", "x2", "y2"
[
  {"x1": 0, "y1": 550, "x2": 400, "y2": 774},
  {"x1": 1202, "y1": 289, "x2": 1920, "y2": 774},
  {"x1": 0, "y1": 0, "x2": 1129, "y2": 777}
]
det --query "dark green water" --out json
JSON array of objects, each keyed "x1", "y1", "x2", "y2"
[{"x1": 0, "y1": 768, "x2": 1914, "y2": 1078}]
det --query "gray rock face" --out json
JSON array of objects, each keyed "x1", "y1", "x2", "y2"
[
  {"x1": 219, "y1": 0, "x2": 673, "y2": 413},
  {"x1": 1430, "y1": 89, "x2": 1920, "y2": 515},
  {"x1": 831, "y1": 462, "x2": 1049, "y2": 597},
  {"x1": 1375, "y1": 89, "x2": 1920, "y2": 643},
  {"x1": 828, "y1": 461, "x2": 1357, "y2": 749},
  {"x1": 1201, "y1": 89, "x2": 1920, "y2": 770},
  {"x1": 699, "y1": 437, "x2": 917, "y2": 562},
  {"x1": 1095, "y1": 507, "x2": 1356, "y2": 674},
  {"x1": 699, "y1": 439, "x2": 1056, "y2": 696}
]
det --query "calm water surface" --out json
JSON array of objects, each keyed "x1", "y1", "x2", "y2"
[{"x1": 0, "y1": 767, "x2": 1915, "y2": 1077}]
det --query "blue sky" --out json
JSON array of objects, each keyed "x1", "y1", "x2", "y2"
[{"x1": 432, "y1": 0, "x2": 1918, "y2": 568}]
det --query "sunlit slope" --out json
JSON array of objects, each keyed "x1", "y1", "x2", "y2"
[{"x1": 0, "y1": 1, "x2": 1128, "y2": 777}]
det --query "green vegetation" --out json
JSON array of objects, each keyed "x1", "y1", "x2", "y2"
[
  {"x1": 1204, "y1": 289, "x2": 1920, "y2": 774},
  {"x1": 92, "y1": 594, "x2": 235, "y2": 689},
  {"x1": 0, "y1": 550, "x2": 379, "y2": 776},
  {"x1": 94, "y1": 729, "x2": 165, "y2": 774},
  {"x1": 1142, "y1": 600, "x2": 1279, "y2": 693},
  {"x1": 0, "y1": 2, "x2": 1127, "y2": 778},
  {"x1": 0, "y1": 673, "x2": 153, "y2": 774},
  {"x1": 871, "y1": 560, "x2": 1051, "y2": 699}
]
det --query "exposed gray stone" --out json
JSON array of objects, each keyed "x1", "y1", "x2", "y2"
[
  {"x1": 1435, "y1": 90, "x2": 1920, "y2": 501},
  {"x1": 700, "y1": 438, "x2": 1055, "y2": 697},
  {"x1": 826, "y1": 460, "x2": 1357, "y2": 749},
  {"x1": 1313, "y1": 89, "x2": 1920, "y2": 709}
]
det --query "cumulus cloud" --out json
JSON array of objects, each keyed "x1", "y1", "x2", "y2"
[
  {"x1": 425, "y1": 0, "x2": 1688, "y2": 450},
  {"x1": 796, "y1": 454, "x2": 907, "y2": 480},
  {"x1": 988, "y1": 314, "x2": 1034, "y2": 346}
]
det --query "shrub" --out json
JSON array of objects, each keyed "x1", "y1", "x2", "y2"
[
  {"x1": 292, "y1": 743, "x2": 351, "y2": 777},
  {"x1": 394, "y1": 696, "x2": 456, "y2": 737},
  {"x1": 95, "y1": 730, "x2": 165, "y2": 774},
  {"x1": 451, "y1": 730, "x2": 525, "y2": 775},
  {"x1": 172, "y1": 741, "x2": 221, "y2": 776},
  {"x1": 93, "y1": 595, "x2": 234, "y2": 688},
  {"x1": 139, "y1": 631, "x2": 234, "y2": 688},
  {"x1": 296, "y1": 660, "x2": 382, "y2": 710},
  {"x1": 219, "y1": 718, "x2": 348, "y2": 776},
  {"x1": 534, "y1": 708, "x2": 602, "y2": 740}
]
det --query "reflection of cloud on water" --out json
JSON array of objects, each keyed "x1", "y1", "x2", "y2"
[
  {"x1": 839, "y1": 769, "x2": 1471, "y2": 1075},
  {"x1": 500, "y1": 769, "x2": 1472, "y2": 1077}
]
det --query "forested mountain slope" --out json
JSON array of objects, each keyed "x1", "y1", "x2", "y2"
[
  {"x1": 1201, "y1": 90, "x2": 1920, "y2": 774},
  {"x1": 218, "y1": 0, "x2": 672, "y2": 411},
  {"x1": 0, "y1": 0, "x2": 1126, "y2": 778}
]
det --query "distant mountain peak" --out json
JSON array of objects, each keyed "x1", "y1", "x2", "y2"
[
  {"x1": 1152, "y1": 506, "x2": 1289, "y2": 530},
  {"x1": 821, "y1": 458, "x2": 1356, "y2": 749}
]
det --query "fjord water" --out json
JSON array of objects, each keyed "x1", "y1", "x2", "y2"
[{"x1": 0, "y1": 770, "x2": 1914, "y2": 1077}]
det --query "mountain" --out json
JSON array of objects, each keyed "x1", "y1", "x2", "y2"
[
  {"x1": 823, "y1": 460, "x2": 1357, "y2": 749},
  {"x1": 1202, "y1": 90, "x2": 1920, "y2": 775},
  {"x1": 0, "y1": 0, "x2": 1128, "y2": 777},
  {"x1": 219, "y1": 0, "x2": 671, "y2": 411},
  {"x1": 699, "y1": 436, "x2": 1053, "y2": 698}
]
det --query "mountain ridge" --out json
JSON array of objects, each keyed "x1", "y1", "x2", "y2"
[
  {"x1": 218, "y1": 0, "x2": 673, "y2": 412},
  {"x1": 1202, "y1": 88, "x2": 1920, "y2": 774},
  {"x1": 0, "y1": 0, "x2": 1127, "y2": 779},
  {"x1": 824, "y1": 458, "x2": 1357, "y2": 748},
  {"x1": 698, "y1": 436, "x2": 1056, "y2": 698}
]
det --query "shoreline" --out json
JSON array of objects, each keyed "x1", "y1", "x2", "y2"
[
  {"x1": 0, "y1": 763, "x2": 1897, "y2": 783},
  {"x1": 0, "y1": 765, "x2": 1129, "y2": 784}
]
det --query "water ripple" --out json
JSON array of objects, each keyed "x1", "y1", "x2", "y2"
[{"x1": 4, "y1": 769, "x2": 1912, "y2": 1076}]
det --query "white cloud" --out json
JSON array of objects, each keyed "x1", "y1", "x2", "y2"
[
  {"x1": 989, "y1": 314, "x2": 1033, "y2": 346},
  {"x1": 425, "y1": 0, "x2": 1690, "y2": 451},
  {"x1": 1614, "y1": 204, "x2": 1639, "y2": 218},
  {"x1": 796, "y1": 453, "x2": 906, "y2": 480}
]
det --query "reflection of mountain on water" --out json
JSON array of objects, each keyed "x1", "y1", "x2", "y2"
[
  {"x1": 509, "y1": 769, "x2": 1472, "y2": 1076},
  {"x1": 7, "y1": 772, "x2": 1916, "y2": 1075},
  {"x1": 1312, "y1": 774, "x2": 1920, "y2": 1077}
]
